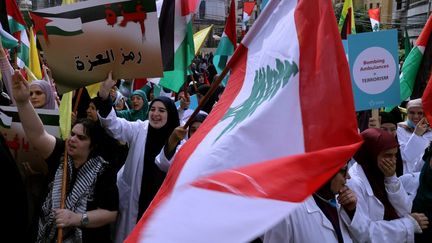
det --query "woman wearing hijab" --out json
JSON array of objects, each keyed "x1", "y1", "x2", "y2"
[
  {"x1": 29, "y1": 80, "x2": 56, "y2": 109},
  {"x1": 397, "y1": 98, "x2": 432, "y2": 173},
  {"x1": 96, "y1": 73, "x2": 180, "y2": 243},
  {"x1": 264, "y1": 163, "x2": 358, "y2": 243},
  {"x1": 116, "y1": 89, "x2": 148, "y2": 121},
  {"x1": 368, "y1": 110, "x2": 404, "y2": 176},
  {"x1": 344, "y1": 128, "x2": 428, "y2": 243}
]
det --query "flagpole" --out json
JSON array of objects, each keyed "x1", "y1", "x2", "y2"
[
  {"x1": 57, "y1": 88, "x2": 82, "y2": 243},
  {"x1": 57, "y1": 146, "x2": 68, "y2": 243},
  {"x1": 183, "y1": 63, "x2": 230, "y2": 129}
]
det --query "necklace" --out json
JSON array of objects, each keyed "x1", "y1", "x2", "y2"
[{"x1": 314, "y1": 193, "x2": 337, "y2": 208}]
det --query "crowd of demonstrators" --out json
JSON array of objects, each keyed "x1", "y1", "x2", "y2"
[
  {"x1": 345, "y1": 128, "x2": 427, "y2": 242},
  {"x1": 3, "y1": 32, "x2": 432, "y2": 243}
]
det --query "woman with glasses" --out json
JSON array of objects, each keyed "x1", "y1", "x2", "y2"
[
  {"x1": 397, "y1": 98, "x2": 432, "y2": 173},
  {"x1": 343, "y1": 128, "x2": 428, "y2": 243},
  {"x1": 264, "y1": 163, "x2": 358, "y2": 243}
]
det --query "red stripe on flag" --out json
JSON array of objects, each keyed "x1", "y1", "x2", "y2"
[
  {"x1": 225, "y1": 0, "x2": 237, "y2": 46},
  {"x1": 416, "y1": 15, "x2": 432, "y2": 47},
  {"x1": 6, "y1": 0, "x2": 27, "y2": 27},
  {"x1": 368, "y1": 8, "x2": 380, "y2": 21},
  {"x1": 192, "y1": 143, "x2": 361, "y2": 201},
  {"x1": 422, "y1": 75, "x2": 432, "y2": 125},
  {"x1": 296, "y1": 0, "x2": 359, "y2": 152},
  {"x1": 243, "y1": 1, "x2": 256, "y2": 16},
  {"x1": 124, "y1": 44, "x2": 248, "y2": 243},
  {"x1": 181, "y1": 0, "x2": 199, "y2": 16}
]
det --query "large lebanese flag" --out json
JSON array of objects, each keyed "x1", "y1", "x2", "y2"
[{"x1": 126, "y1": 0, "x2": 362, "y2": 242}]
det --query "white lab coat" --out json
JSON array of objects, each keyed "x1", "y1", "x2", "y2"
[
  {"x1": 99, "y1": 108, "x2": 151, "y2": 243},
  {"x1": 264, "y1": 196, "x2": 354, "y2": 243},
  {"x1": 397, "y1": 126, "x2": 432, "y2": 173},
  {"x1": 155, "y1": 140, "x2": 186, "y2": 172},
  {"x1": 399, "y1": 172, "x2": 420, "y2": 211},
  {"x1": 343, "y1": 163, "x2": 417, "y2": 243}
]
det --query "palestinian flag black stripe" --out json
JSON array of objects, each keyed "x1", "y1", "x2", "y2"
[
  {"x1": 159, "y1": 0, "x2": 175, "y2": 72},
  {"x1": 0, "y1": 108, "x2": 59, "y2": 126}
]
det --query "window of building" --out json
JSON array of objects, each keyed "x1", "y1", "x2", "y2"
[
  {"x1": 370, "y1": 3, "x2": 373, "y2": 9},
  {"x1": 396, "y1": 0, "x2": 402, "y2": 9},
  {"x1": 377, "y1": 3, "x2": 380, "y2": 8}
]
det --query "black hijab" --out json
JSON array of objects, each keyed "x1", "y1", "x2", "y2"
[{"x1": 138, "y1": 96, "x2": 180, "y2": 221}]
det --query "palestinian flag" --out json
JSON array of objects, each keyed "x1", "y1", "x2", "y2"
[
  {"x1": 368, "y1": 8, "x2": 380, "y2": 32},
  {"x1": 0, "y1": 22, "x2": 18, "y2": 49},
  {"x1": 30, "y1": 12, "x2": 83, "y2": 43},
  {"x1": 400, "y1": 15, "x2": 432, "y2": 100},
  {"x1": 338, "y1": 0, "x2": 356, "y2": 39},
  {"x1": 0, "y1": 109, "x2": 12, "y2": 128},
  {"x1": 157, "y1": 0, "x2": 198, "y2": 93},
  {"x1": 213, "y1": 0, "x2": 237, "y2": 84},
  {"x1": 242, "y1": 1, "x2": 256, "y2": 36},
  {"x1": 6, "y1": 0, "x2": 30, "y2": 68},
  {"x1": 125, "y1": 0, "x2": 362, "y2": 242}
]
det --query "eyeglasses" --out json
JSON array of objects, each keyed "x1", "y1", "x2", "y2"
[{"x1": 338, "y1": 166, "x2": 348, "y2": 177}]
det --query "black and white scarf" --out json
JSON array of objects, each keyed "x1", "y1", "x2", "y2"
[{"x1": 37, "y1": 155, "x2": 107, "y2": 243}]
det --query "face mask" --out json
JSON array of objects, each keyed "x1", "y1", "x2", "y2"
[{"x1": 407, "y1": 119, "x2": 416, "y2": 129}]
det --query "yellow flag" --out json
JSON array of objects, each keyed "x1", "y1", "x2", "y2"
[
  {"x1": 59, "y1": 91, "x2": 72, "y2": 140},
  {"x1": 62, "y1": 0, "x2": 76, "y2": 5},
  {"x1": 29, "y1": 27, "x2": 42, "y2": 80},
  {"x1": 24, "y1": 66, "x2": 38, "y2": 82},
  {"x1": 193, "y1": 25, "x2": 213, "y2": 55},
  {"x1": 86, "y1": 82, "x2": 101, "y2": 99}
]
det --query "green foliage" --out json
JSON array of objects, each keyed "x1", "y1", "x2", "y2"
[{"x1": 215, "y1": 59, "x2": 299, "y2": 142}]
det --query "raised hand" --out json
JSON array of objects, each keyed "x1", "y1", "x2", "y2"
[
  {"x1": 99, "y1": 71, "x2": 116, "y2": 100},
  {"x1": 11, "y1": 70, "x2": 30, "y2": 105},
  {"x1": 414, "y1": 118, "x2": 429, "y2": 136},
  {"x1": 179, "y1": 92, "x2": 190, "y2": 110}
]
